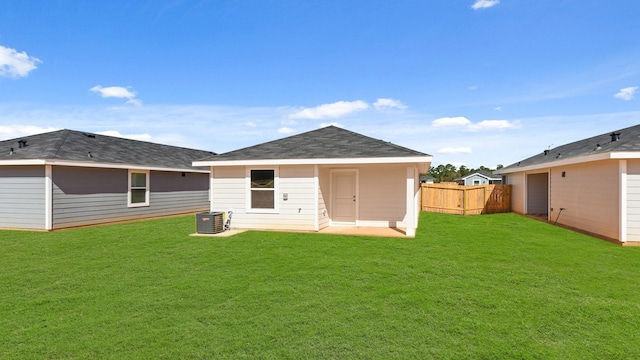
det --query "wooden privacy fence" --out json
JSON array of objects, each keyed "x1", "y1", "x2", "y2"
[{"x1": 421, "y1": 183, "x2": 511, "y2": 215}]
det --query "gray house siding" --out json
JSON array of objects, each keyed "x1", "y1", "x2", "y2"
[
  {"x1": 464, "y1": 174, "x2": 490, "y2": 186},
  {"x1": 0, "y1": 166, "x2": 46, "y2": 229},
  {"x1": 51, "y1": 167, "x2": 209, "y2": 229}
]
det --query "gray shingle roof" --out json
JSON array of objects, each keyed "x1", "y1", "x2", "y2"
[
  {"x1": 455, "y1": 169, "x2": 500, "y2": 181},
  {"x1": 197, "y1": 125, "x2": 430, "y2": 162},
  {"x1": 501, "y1": 123, "x2": 640, "y2": 171},
  {"x1": 0, "y1": 129, "x2": 215, "y2": 170}
]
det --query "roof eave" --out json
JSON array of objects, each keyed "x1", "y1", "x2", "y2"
[
  {"x1": 497, "y1": 151, "x2": 640, "y2": 174},
  {"x1": 193, "y1": 155, "x2": 433, "y2": 167},
  {"x1": 0, "y1": 159, "x2": 210, "y2": 173}
]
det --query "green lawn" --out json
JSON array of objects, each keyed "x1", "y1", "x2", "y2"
[{"x1": 1, "y1": 212, "x2": 639, "y2": 359}]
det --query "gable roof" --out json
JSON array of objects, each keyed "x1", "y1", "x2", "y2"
[
  {"x1": 194, "y1": 126, "x2": 431, "y2": 167},
  {"x1": 0, "y1": 129, "x2": 215, "y2": 171},
  {"x1": 498, "y1": 123, "x2": 640, "y2": 173},
  {"x1": 455, "y1": 169, "x2": 501, "y2": 181}
]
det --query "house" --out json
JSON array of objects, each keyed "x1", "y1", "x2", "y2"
[
  {"x1": 0, "y1": 129, "x2": 214, "y2": 230},
  {"x1": 193, "y1": 126, "x2": 432, "y2": 237},
  {"x1": 497, "y1": 124, "x2": 640, "y2": 246},
  {"x1": 419, "y1": 174, "x2": 435, "y2": 184},
  {"x1": 455, "y1": 170, "x2": 502, "y2": 186}
]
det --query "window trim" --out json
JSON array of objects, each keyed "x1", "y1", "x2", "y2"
[
  {"x1": 246, "y1": 166, "x2": 279, "y2": 213},
  {"x1": 128, "y1": 169, "x2": 150, "y2": 207}
]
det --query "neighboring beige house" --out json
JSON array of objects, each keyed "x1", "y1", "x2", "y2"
[
  {"x1": 193, "y1": 126, "x2": 432, "y2": 237},
  {"x1": 497, "y1": 124, "x2": 640, "y2": 246}
]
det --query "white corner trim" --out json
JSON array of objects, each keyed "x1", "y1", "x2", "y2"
[
  {"x1": 314, "y1": 164, "x2": 319, "y2": 232},
  {"x1": 45, "y1": 165, "x2": 53, "y2": 230},
  {"x1": 620, "y1": 160, "x2": 628, "y2": 243}
]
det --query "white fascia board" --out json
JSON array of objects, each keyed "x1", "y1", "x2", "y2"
[
  {"x1": 497, "y1": 152, "x2": 622, "y2": 174},
  {"x1": 193, "y1": 155, "x2": 433, "y2": 167},
  {"x1": 0, "y1": 159, "x2": 209, "y2": 173},
  {"x1": 0, "y1": 159, "x2": 47, "y2": 166}
]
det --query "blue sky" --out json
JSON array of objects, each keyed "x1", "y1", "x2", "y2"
[{"x1": 1, "y1": 0, "x2": 639, "y2": 168}]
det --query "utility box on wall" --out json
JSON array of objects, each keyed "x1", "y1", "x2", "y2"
[{"x1": 196, "y1": 212, "x2": 224, "y2": 234}]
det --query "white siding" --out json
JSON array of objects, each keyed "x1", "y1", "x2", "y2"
[
  {"x1": 0, "y1": 166, "x2": 46, "y2": 229},
  {"x1": 211, "y1": 165, "x2": 317, "y2": 231},
  {"x1": 210, "y1": 166, "x2": 247, "y2": 224},
  {"x1": 626, "y1": 160, "x2": 640, "y2": 241}
]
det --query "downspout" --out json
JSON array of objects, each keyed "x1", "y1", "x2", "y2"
[
  {"x1": 209, "y1": 167, "x2": 215, "y2": 212},
  {"x1": 547, "y1": 168, "x2": 551, "y2": 222}
]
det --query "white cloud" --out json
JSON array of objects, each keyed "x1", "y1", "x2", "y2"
[
  {"x1": 0, "y1": 45, "x2": 42, "y2": 78},
  {"x1": 432, "y1": 117, "x2": 519, "y2": 131},
  {"x1": 471, "y1": 0, "x2": 500, "y2": 9},
  {"x1": 90, "y1": 85, "x2": 142, "y2": 106},
  {"x1": 278, "y1": 127, "x2": 296, "y2": 134},
  {"x1": 373, "y1": 98, "x2": 407, "y2": 110},
  {"x1": 289, "y1": 100, "x2": 369, "y2": 119},
  {"x1": 432, "y1": 116, "x2": 472, "y2": 127},
  {"x1": 467, "y1": 120, "x2": 519, "y2": 131},
  {"x1": 438, "y1": 147, "x2": 473, "y2": 154},
  {"x1": 245, "y1": 121, "x2": 257, "y2": 127},
  {"x1": 614, "y1": 86, "x2": 639, "y2": 101},
  {"x1": 494, "y1": 106, "x2": 503, "y2": 111},
  {"x1": 0, "y1": 125, "x2": 58, "y2": 140},
  {"x1": 468, "y1": 85, "x2": 478, "y2": 90},
  {"x1": 95, "y1": 130, "x2": 152, "y2": 141}
]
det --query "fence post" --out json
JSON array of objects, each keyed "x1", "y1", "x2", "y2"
[{"x1": 462, "y1": 187, "x2": 467, "y2": 215}]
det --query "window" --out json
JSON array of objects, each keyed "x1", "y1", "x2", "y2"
[
  {"x1": 473, "y1": 179, "x2": 480, "y2": 185},
  {"x1": 249, "y1": 168, "x2": 277, "y2": 211},
  {"x1": 128, "y1": 170, "x2": 149, "y2": 207}
]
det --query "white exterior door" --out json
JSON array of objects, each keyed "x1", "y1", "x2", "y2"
[{"x1": 332, "y1": 170, "x2": 357, "y2": 224}]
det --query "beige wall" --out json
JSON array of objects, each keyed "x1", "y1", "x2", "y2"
[
  {"x1": 548, "y1": 160, "x2": 619, "y2": 240},
  {"x1": 358, "y1": 165, "x2": 407, "y2": 227},
  {"x1": 507, "y1": 172, "x2": 526, "y2": 214},
  {"x1": 319, "y1": 164, "x2": 417, "y2": 229}
]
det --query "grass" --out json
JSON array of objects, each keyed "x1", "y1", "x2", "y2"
[{"x1": 1, "y1": 212, "x2": 640, "y2": 359}]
